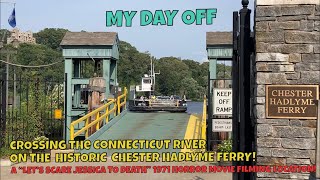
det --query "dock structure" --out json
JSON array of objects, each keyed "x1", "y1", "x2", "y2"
[
  {"x1": 60, "y1": 32, "x2": 120, "y2": 142},
  {"x1": 81, "y1": 112, "x2": 204, "y2": 154},
  {"x1": 59, "y1": 32, "x2": 207, "y2": 152}
]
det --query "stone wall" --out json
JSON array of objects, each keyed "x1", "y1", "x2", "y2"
[{"x1": 255, "y1": 0, "x2": 319, "y2": 179}]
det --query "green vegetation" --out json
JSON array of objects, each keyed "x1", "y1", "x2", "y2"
[
  {"x1": 217, "y1": 139, "x2": 232, "y2": 153},
  {"x1": 34, "y1": 28, "x2": 69, "y2": 50},
  {"x1": 1, "y1": 28, "x2": 211, "y2": 100},
  {"x1": 0, "y1": 147, "x2": 29, "y2": 159},
  {"x1": 0, "y1": 28, "x2": 233, "y2": 156}
]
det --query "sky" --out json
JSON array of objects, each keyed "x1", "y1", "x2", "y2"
[{"x1": 0, "y1": 0, "x2": 254, "y2": 62}]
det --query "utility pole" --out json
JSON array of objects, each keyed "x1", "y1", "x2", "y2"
[
  {"x1": 0, "y1": 50, "x2": 17, "y2": 109},
  {"x1": 150, "y1": 56, "x2": 160, "y2": 96},
  {"x1": 6, "y1": 53, "x2": 9, "y2": 109}
]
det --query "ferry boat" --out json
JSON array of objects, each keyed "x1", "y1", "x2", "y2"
[{"x1": 128, "y1": 58, "x2": 187, "y2": 112}]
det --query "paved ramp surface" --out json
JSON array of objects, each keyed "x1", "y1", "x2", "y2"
[
  {"x1": 82, "y1": 112, "x2": 191, "y2": 154},
  {"x1": 0, "y1": 112, "x2": 232, "y2": 180}
]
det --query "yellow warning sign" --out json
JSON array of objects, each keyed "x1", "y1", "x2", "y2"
[{"x1": 54, "y1": 109, "x2": 62, "y2": 119}]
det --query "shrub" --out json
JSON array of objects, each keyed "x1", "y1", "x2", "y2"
[{"x1": 217, "y1": 139, "x2": 232, "y2": 153}]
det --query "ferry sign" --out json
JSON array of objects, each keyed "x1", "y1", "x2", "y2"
[
  {"x1": 212, "y1": 119, "x2": 232, "y2": 132},
  {"x1": 266, "y1": 85, "x2": 319, "y2": 119},
  {"x1": 213, "y1": 88, "x2": 232, "y2": 115}
]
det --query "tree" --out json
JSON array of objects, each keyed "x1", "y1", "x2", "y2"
[
  {"x1": 217, "y1": 63, "x2": 232, "y2": 79},
  {"x1": 182, "y1": 60, "x2": 201, "y2": 79},
  {"x1": 14, "y1": 43, "x2": 64, "y2": 80},
  {"x1": 181, "y1": 77, "x2": 199, "y2": 100},
  {"x1": 118, "y1": 41, "x2": 150, "y2": 87},
  {"x1": 34, "y1": 28, "x2": 68, "y2": 50},
  {"x1": 155, "y1": 57, "x2": 191, "y2": 96},
  {"x1": 0, "y1": 29, "x2": 11, "y2": 44}
]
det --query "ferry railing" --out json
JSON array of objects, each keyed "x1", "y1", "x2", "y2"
[
  {"x1": 201, "y1": 96, "x2": 207, "y2": 140},
  {"x1": 70, "y1": 87, "x2": 127, "y2": 140},
  {"x1": 117, "y1": 88, "x2": 127, "y2": 114}
]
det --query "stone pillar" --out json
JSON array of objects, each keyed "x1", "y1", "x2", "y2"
[{"x1": 255, "y1": 0, "x2": 319, "y2": 179}]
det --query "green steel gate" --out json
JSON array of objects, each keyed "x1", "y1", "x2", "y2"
[{"x1": 0, "y1": 73, "x2": 64, "y2": 148}]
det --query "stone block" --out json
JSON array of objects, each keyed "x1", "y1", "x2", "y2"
[
  {"x1": 315, "y1": 21, "x2": 320, "y2": 31},
  {"x1": 257, "y1": 156, "x2": 286, "y2": 166},
  {"x1": 256, "y1": 0, "x2": 320, "y2": 6},
  {"x1": 257, "y1": 124, "x2": 272, "y2": 137},
  {"x1": 256, "y1": 21, "x2": 270, "y2": 31},
  {"x1": 300, "y1": 71, "x2": 320, "y2": 84},
  {"x1": 256, "y1": 53, "x2": 289, "y2": 62},
  {"x1": 302, "y1": 53, "x2": 320, "y2": 62},
  {"x1": 271, "y1": 149, "x2": 312, "y2": 158},
  {"x1": 286, "y1": 72, "x2": 300, "y2": 80},
  {"x1": 259, "y1": 44, "x2": 313, "y2": 53},
  {"x1": 256, "y1": 6, "x2": 282, "y2": 17},
  {"x1": 257, "y1": 119, "x2": 289, "y2": 126},
  {"x1": 257, "y1": 148, "x2": 272, "y2": 156},
  {"x1": 300, "y1": 20, "x2": 315, "y2": 31},
  {"x1": 257, "y1": 172, "x2": 273, "y2": 178},
  {"x1": 256, "y1": 85, "x2": 266, "y2": 96},
  {"x1": 257, "y1": 138, "x2": 282, "y2": 148},
  {"x1": 281, "y1": 5, "x2": 315, "y2": 16},
  {"x1": 257, "y1": 31, "x2": 285, "y2": 42},
  {"x1": 273, "y1": 126, "x2": 315, "y2": 138},
  {"x1": 289, "y1": 53, "x2": 301, "y2": 63},
  {"x1": 309, "y1": 150, "x2": 316, "y2": 164},
  {"x1": 317, "y1": 5, "x2": 320, "y2": 14},
  {"x1": 257, "y1": 73, "x2": 287, "y2": 84},
  {"x1": 301, "y1": 120, "x2": 317, "y2": 128},
  {"x1": 278, "y1": 15, "x2": 307, "y2": 22},
  {"x1": 295, "y1": 62, "x2": 320, "y2": 71},
  {"x1": 256, "y1": 42, "x2": 270, "y2": 53},
  {"x1": 268, "y1": 64, "x2": 295, "y2": 72},
  {"x1": 314, "y1": 45, "x2": 320, "y2": 53},
  {"x1": 281, "y1": 138, "x2": 316, "y2": 149},
  {"x1": 282, "y1": 44, "x2": 314, "y2": 53},
  {"x1": 256, "y1": 97, "x2": 266, "y2": 104},
  {"x1": 311, "y1": 62, "x2": 320, "y2": 70},
  {"x1": 269, "y1": 21, "x2": 300, "y2": 30},
  {"x1": 257, "y1": 172, "x2": 303, "y2": 179},
  {"x1": 289, "y1": 119, "x2": 302, "y2": 126},
  {"x1": 256, "y1": 17, "x2": 277, "y2": 22},
  {"x1": 256, "y1": 63, "x2": 268, "y2": 71},
  {"x1": 285, "y1": 31, "x2": 320, "y2": 44},
  {"x1": 308, "y1": 15, "x2": 320, "y2": 20},
  {"x1": 289, "y1": 174, "x2": 313, "y2": 179},
  {"x1": 286, "y1": 158, "x2": 311, "y2": 165}
]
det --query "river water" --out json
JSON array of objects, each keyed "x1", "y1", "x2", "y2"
[{"x1": 186, "y1": 101, "x2": 204, "y2": 115}]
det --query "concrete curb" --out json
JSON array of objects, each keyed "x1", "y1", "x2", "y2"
[
  {"x1": 0, "y1": 159, "x2": 20, "y2": 167},
  {"x1": 0, "y1": 159, "x2": 13, "y2": 167}
]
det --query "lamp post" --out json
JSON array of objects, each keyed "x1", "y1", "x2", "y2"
[{"x1": 242, "y1": 0, "x2": 249, "y2": 8}]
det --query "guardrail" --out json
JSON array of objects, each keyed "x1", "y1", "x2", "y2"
[
  {"x1": 70, "y1": 87, "x2": 127, "y2": 140},
  {"x1": 201, "y1": 96, "x2": 207, "y2": 140}
]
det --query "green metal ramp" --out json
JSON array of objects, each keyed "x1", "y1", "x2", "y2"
[{"x1": 81, "y1": 111, "x2": 191, "y2": 154}]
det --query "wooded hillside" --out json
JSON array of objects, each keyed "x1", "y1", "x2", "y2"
[{"x1": 0, "y1": 28, "x2": 229, "y2": 100}]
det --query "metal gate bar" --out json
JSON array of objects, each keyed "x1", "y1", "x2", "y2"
[
  {"x1": 0, "y1": 74, "x2": 64, "y2": 147},
  {"x1": 232, "y1": 1, "x2": 255, "y2": 180}
]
